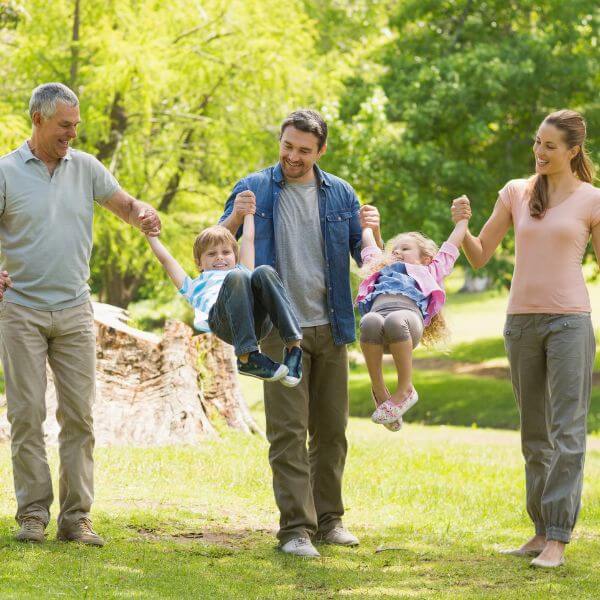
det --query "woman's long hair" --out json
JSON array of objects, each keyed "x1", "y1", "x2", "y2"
[
  {"x1": 362, "y1": 231, "x2": 449, "y2": 346},
  {"x1": 529, "y1": 109, "x2": 595, "y2": 218}
]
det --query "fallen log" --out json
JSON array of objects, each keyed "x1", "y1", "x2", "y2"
[{"x1": 0, "y1": 302, "x2": 260, "y2": 446}]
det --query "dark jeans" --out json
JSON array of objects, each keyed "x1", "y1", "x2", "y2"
[{"x1": 208, "y1": 265, "x2": 302, "y2": 356}]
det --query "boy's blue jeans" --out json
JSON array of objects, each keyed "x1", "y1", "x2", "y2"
[{"x1": 208, "y1": 265, "x2": 302, "y2": 356}]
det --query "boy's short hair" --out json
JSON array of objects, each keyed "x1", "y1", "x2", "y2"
[{"x1": 193, "y1": 225, "x2": 239, "y2": 268}]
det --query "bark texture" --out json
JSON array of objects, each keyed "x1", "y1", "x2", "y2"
[{"x1": 0, "y1": 303, "x2": 259, "y2": 446}]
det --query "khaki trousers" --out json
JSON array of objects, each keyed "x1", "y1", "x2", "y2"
[
  {"x1": 0, "y1": 301, "x2": 96, "y2": 529},
  {"x1": 504, "y1": 313, "x2": 595, "y2": 543},
  {"x1": 261, "y1": 324, "x2": 349, "y2": 544}
]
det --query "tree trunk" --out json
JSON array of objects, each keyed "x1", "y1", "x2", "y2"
[{"x1": 0, "y1": 303, "x2": 260, "y2": 446}]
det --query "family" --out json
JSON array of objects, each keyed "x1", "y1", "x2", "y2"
[{"x1": 0, "y1": 83, "x2": 598, "y2": 570}]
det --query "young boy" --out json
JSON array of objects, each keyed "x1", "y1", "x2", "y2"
[{"x1": 146, "y1": 214, "x2": 303, "y2": 385}]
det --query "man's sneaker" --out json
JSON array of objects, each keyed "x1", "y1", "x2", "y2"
[
  {"x1": 280, "y1": 537, "x2": 320, "y2": 558},
  {"x1": 57, "y1": 518, "x2": 105, "y2": 546},
  {"x1": 372, "y1": 388, "x2": 419, "y2": 424},
  {"x1": 281, "y1": 346, "x2": 303, "y2": 387},
  {"x1": 237, "y1": 351, "x2": 288, "y2": 382},
  {"x1": 316, "y1": 526, "x2": 359, "y2": 547},
  {"x1": 15, "y1": 516, "x2": 45, "y2": 543}
]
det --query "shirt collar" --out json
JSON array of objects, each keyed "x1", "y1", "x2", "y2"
[{"x1": 18, "y1": 140, "x2": 72, "y2": 163}]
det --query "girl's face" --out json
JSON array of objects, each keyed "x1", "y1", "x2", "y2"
[
  {"x1": 533, "y1": 122, "x2": 579, "y2": 176},
  {"x1": 392, "y1": 236, "x2": 427, "y2": 265}
]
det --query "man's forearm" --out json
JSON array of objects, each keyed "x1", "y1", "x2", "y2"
[{"x1": 220, "y1": 211, "x2": 243, "y2": 235}]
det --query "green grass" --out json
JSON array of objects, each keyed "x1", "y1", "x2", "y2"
[{"x1": 1, "y1": 421, "x2": 600, "y2": 598}]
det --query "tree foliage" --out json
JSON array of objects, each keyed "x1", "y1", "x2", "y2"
[{"x1": 325, "y1": 0, "x2": 599, "y2": 282}]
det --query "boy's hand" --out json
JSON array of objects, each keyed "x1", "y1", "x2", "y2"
[
  {"x1": 138, "y1": 207, "x2": 161, "y2": 236},
  {"x1": 0, "y1": 270, "x2": 12, "y2": 300},
  {"x1": 233, "y1": 190, "x2": 256, "y2": 220},
  {"x1": 451, "y1": 195, "x2": 471, "y2": 223}
]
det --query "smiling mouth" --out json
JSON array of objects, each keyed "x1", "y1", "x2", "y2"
[{"x1": 536, "y1": 158, "x2": 549, "y2": 167}]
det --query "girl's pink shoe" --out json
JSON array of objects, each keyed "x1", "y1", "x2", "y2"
[{"x1": 371, "y1": 388, "x2": 419, "y2": 424}]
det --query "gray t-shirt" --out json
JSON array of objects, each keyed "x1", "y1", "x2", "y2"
[
  {"x1": 0, "y1": 142, "x2": 120, "y2": 310},
  {"x1": 275, "y1": 181, "x2": 329, "y2": 327}
]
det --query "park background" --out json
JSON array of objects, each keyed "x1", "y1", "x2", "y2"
[{"x1": 0, "y1": 0, "x2": 599, "y2": 597}]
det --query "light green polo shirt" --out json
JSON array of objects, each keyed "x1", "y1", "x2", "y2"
[{"x1": 0, "y1": 141, "x2": 120, "y2": 310}]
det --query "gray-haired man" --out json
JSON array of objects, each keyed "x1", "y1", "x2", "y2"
[{"x1": 0, "y1": 83, "x2": 161, "y2": 545}]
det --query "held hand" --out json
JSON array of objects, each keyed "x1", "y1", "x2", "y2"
[
  {"x1": 359, "y1": 204, "x2": 381, "y2": 232},
  {"x1": 138, "y1": 207, "x2": 162, "y2": 236},
  {"x1": 0, "y1": 270, "x2": 13, "y2": 300},
  {"x1": 451, "y1": 195, "x2": 471, "y2": 224},
  {"x1": 234, "y1": 190, "x2": 256, "y2": 219}
]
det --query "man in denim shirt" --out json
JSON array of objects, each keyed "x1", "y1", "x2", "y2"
[{"x1": 220, "y1": 110, "x2": 382, "y2": 557}]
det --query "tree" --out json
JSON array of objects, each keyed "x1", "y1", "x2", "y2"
[{"x1": 326, "y1": 0, "x2": 599, "y2": 282}]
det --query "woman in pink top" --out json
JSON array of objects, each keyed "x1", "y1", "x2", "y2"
[{"x1": 452, "y1": 110, "x2": 600, "y2": 568}]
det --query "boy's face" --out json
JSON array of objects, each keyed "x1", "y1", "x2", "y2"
[{"x1": 199, "y1": 242, "x2": 237, "y2": 271}]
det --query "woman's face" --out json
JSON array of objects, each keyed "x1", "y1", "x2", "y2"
[{"x1": 533, "y1": 122, "x2": 579, "y2": 176}]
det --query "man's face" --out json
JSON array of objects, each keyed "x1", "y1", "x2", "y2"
[
  {"x1": 34, "y1": 102, "x2": 80, "y2": 160},
  {"x1": 279, "y1": 126, "x2": 326, "y2": 183}
]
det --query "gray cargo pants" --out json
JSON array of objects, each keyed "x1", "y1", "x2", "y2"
[{"x1": 504, "y1": 313, "x2": 595, "y2": 543}]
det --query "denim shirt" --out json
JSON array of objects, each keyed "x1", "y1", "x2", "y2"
[
  {"x1": 357, "y1": 262, "x2": 429, "y2": 320},
  {"x1": 220, "y1": 163, "x2": 362, "y2": 345}
]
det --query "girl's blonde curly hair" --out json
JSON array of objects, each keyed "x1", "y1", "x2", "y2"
[{"x1": 362, "y1": 231, "x2": 449, "y2": 346}]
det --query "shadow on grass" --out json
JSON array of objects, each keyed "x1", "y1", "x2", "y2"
[{"x1": 0, "y1": 516, "x2": 597, "y2": 599}]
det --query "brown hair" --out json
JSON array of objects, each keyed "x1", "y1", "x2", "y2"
[
  {"x1": 529, "y1": 109, "x2": 595, "y2": 218},
  {"x1": 362, "y1": 232, "x2": 450, "y2": 346},
  {"x1": 193, "y1": 225, "x2": 239, "y2": 269},
  {"x1": 280, "y1": 109, "x2": 328, "y2": 150}
]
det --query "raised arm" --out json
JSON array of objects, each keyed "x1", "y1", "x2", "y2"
[
  {"x1": 361, "y1": 226, "x2": 378, "y2": 249},
  {"x1": 104, "y1": 189, "x2": 161, "y2": 236},
  {"x1": 239, "y1": 214, "x2": 255, "y2": 270},
  {"x1": 220, "y1": 188, "x2": 256, "y2": 236},
  {"x1": 451, "y1": 195, "x2": 512, "y2": 269},
  {"x1": 446, "y1": 218, "x2": 469, "y2": 248},
  {"x1": 145, "y1": 235, "x2": 187, "y2": 290}
]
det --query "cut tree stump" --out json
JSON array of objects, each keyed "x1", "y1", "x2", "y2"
[{"x1": 0, "y1": 302, "x2": 260, "y2": 446}]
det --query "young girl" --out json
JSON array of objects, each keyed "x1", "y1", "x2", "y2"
[
  {"x1": 146, "y1": 214, "x2": 303, "y2": 386},
  {"x1": 356, "y1": 217, "x2": 469, "y2": 430}
]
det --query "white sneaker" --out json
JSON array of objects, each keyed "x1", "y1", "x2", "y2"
[{"x1": 280, "y1": 537, "x2": 321, "y2": 558}]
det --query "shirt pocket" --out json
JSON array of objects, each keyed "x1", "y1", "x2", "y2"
[
  {"x1": 326, "y1": 211, "x2": 353, "y2": 247},
  {"x1": 254, "y1": 207, "x2": 273, "y2": 240}
]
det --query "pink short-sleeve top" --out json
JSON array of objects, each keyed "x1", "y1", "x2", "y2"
[{"x1": 499, "y1": 178, "x2": 600, "y2": 314}]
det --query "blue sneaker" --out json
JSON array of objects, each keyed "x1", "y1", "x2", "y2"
[
  {"x1": 237, "y1": 351, "x2": 288, "y2": 382},
  {"x1": 281, "y1": 346, "x2": 303, "y2": 387}
]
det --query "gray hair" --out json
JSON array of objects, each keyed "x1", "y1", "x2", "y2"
[{"x1": 29, "y1": 82, "x2": 79, "y2": 120}]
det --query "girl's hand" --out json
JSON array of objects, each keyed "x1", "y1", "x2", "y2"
[{"x1": 451, "y1": 195, "x2": 471, "y2": 223}]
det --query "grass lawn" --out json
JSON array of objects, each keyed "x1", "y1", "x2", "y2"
[{"x1": 1, "y1": 419, "x2": 600, "y2": 599}]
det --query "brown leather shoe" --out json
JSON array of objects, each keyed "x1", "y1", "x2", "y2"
[
  {"x1": 15, "y1": 516, "x2": 46, "y2": 543},
  {"x1": 57, "y1": 518, "x2": 105, "y2": 546}
]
